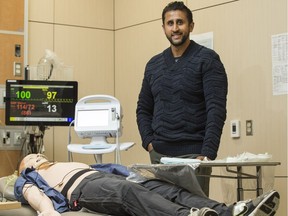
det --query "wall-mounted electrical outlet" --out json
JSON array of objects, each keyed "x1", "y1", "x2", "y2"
[
  {"x1": 14, "y1": 132, "x2": 22, "y2": 145},
  {"x1": 14, "y1": 62, "x2": 22, "y2": 76},
  {"x1": 246, "y1": 120, "x2": 253, "y2": 136}
]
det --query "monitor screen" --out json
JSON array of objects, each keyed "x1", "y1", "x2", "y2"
[
  {"x1": 5, "y1": 79, "x2": 78, "y2": 126},
  {"x1": 77, "y1": 109, "x2": 109, "y2": 127}
]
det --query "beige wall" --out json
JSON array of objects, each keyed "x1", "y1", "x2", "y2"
[
  {"x1": 27, "y1": 0, "x2": 287, "y2": 214},
  {"x1": 28, "y1": 0, "x2": 115, "y2": 163},
  {"x1": 191, "y1": 1, "x2": 287, "y2": 212}
]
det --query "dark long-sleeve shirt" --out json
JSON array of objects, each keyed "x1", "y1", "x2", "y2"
[{"x1": 136, "y1": 40, "x2": 228, "y2": 160}]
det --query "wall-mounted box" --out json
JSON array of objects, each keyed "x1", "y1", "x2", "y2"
[{"x1": 0, "y1": 84, "x2": 5, "y2": 108}]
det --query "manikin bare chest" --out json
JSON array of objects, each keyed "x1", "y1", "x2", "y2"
[{"x1": 37, "y1": 162, "x2": 96, "y2": 197}]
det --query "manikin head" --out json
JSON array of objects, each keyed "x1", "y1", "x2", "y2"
[{"x1": 18, "y1": 153, "x2": 49, "y2": 174}]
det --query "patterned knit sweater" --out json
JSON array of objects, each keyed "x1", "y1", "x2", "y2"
[{"x1": 136, "y1": 40, "x2": 227, "y2": 160}]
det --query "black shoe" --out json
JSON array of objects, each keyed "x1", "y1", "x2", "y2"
[{"x1": 232, "y1": 190, "x2": 280, "y2": 215}]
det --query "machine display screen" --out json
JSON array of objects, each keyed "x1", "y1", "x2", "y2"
[{"x1": 77, "y1": 109, "x2": 109, "y2": 127}]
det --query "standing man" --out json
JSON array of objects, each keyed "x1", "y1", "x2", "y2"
[{"x1": 136, "y1": 1, "x2": 228, "y2": 196}]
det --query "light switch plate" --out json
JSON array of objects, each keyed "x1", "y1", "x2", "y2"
[{"x1": 231, "y1": 120, "x2": 240, "y2": 138}]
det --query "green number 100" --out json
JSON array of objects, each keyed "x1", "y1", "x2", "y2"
[{"x1": 16, "y1": 91, "x2": 31, "y2": 99}]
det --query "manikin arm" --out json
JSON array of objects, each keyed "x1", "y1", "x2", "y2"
[{"x1": 23, "y1": 184, "x2": 61, "y2": 216}]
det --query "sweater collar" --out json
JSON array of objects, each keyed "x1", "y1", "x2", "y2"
[{"x1": 163, "y1": 40, "x2": 199, "y2": 67}]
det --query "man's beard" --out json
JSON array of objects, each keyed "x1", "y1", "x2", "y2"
[{"x1": 166, "y1": 32, "x2": 189, "y2": 47}]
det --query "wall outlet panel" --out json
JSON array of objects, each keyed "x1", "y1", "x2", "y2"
[
  {"x1": 246, "y1": 120, "x2": 253, "y2": 136},
  {"x1": 0, "y1": 126, "x2": 25, "y2": 150}
]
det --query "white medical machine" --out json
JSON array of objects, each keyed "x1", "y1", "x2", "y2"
[{"x1": 67, "y1": 95, "x2": 134, "y2": 164}]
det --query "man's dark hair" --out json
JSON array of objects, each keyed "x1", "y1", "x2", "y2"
[{"x1": 162, "y1": 1, "x2": 193, "y2": 24}]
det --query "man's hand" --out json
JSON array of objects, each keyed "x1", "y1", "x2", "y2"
[
  {"x1": 147, "y1": 143, "x2": 153, "y2": 152},
  {"x1": 196, "y1": 156, "x2": 211, "y2": 161}
]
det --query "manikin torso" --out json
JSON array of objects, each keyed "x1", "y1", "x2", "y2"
[{"x1": 36, "y1": 162, "x2": 97, "y2": 200}]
